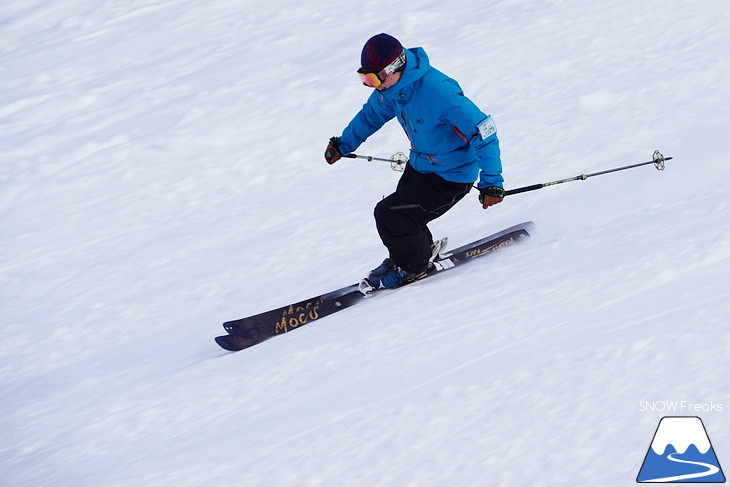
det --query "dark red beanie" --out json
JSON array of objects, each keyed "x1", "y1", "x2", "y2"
[{"x1": 360, "y1": 33, "x2": 403, "y2": 72}]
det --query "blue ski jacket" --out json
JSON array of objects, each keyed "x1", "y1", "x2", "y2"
[{"x1": 338, "y1": 47, "x2": 503, "y2": 189}]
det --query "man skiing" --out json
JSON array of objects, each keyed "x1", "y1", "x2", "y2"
[{"x1": 325, "y1": 33, "x2": 504, "y2": 289}]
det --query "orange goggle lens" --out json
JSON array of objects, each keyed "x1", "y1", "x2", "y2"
[{"x1": 358, "y1": 71, "x2": 383, "y2": 88}]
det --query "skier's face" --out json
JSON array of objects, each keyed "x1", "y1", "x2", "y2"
[{"x1": 376, "y1": 71, "x2": 402, "y2": 91}]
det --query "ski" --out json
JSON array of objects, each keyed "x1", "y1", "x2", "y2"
[{"x1": 215, "y1": 221, "x2": 534, "y2": 352}]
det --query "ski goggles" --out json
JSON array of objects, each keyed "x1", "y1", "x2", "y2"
[{"x1": 357, "y1": 50, "x2": 406, "y2": 88}]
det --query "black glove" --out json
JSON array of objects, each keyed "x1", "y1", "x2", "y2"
[
  {"x1": 325, "y1": 136, "x2": 342, "y2": 164},
  {"x1": 478, "y1": 186, "x2": 505, "y2": 209}
]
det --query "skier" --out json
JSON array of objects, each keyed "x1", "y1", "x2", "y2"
[{"x1": 325, "y1": 33, "x2": 504, "y2": 289}]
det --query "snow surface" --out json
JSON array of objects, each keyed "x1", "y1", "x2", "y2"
[{"x1": 2, "y1": 1, "x2": 729, "y2": 486}]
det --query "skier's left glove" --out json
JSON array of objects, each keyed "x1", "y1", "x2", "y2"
[
  {"x1": 325, "y1": 136, "x2": 342, "y2": 164},
  {"x1": 478, "y1": 186, "x2": 505, "y2": 209}
]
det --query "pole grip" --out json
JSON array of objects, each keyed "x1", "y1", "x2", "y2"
[{"x1": 504, "y1": 184, "x2": 544, "y2": 196}]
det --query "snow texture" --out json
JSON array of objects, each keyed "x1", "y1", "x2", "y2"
[{"x1": 2, "y1": 1, "x2": 729, "y2": 486}]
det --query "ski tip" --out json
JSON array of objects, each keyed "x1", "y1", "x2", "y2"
[
  {"x1": 215, "y1": 334, "x2": 255, "y2": 352},
  {"x1": 214, "y1": 335, "x2": 238, "y2": 352},
  {"x1": 215, "y1": 325, "x2": 268, "y2": 352}
]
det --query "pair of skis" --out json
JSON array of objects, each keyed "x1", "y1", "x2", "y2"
[{"x1": 215, "y1": 221, "x2": 534, "y2": 352}]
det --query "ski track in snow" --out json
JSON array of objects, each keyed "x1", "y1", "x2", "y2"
[{"x1": 2, "y1": 1, "x2": 730, "y2": 486}]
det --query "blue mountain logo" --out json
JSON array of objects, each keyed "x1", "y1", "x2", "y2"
[{"x1": 637, "y1": 416, "x2": 725, "y2": 483}]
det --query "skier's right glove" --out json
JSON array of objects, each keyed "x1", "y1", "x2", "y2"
[
  {"x1": 478, "y1": 186, "x2": 505, "y2": 209},
  {"x1": 324, "y1": 136, "x2": 342, "y2": 164}
]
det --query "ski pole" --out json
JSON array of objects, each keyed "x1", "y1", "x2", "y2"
[
  {"x1": 343, "y1": 153, "x2": 393, "y2": 163},
  {"x1": 343, "y1": 152, "x2": 408, "y2": 172},
  {"x1": 503, "y1": 150, "x2": 670, "y2": 196}
]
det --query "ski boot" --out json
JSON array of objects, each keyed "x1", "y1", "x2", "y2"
[{"x1": 360, "y1": 238, "x2": 447, "y2": 293}]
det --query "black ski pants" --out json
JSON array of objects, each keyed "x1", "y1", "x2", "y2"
[{"x1": 374, "y1": 164, "x2": 472, "y2": 273}]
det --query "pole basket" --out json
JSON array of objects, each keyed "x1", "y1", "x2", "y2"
[
  {"x1": 390, "y1": 152, "x2": 408, "y2": 172},
  {"x1": 653, "y1": 150, "x2": 666, "y2": 171}
]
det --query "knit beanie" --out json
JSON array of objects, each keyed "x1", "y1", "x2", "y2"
[{"x1": 360, "y1": 33, "x2": 404, "y2": 72}]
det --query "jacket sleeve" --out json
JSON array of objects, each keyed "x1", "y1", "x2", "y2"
[
  {"x1": 338, "y1": 92, "x2": 397, "y2": 155},
  {"x1": 438, "y1": 79, "x2": 504, "y2": 189},
  {"x1": 472, "y1": 119, "x2": 503, "y2": 189}
]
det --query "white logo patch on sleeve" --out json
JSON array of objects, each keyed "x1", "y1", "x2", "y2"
[{"x1": 477, "y1": 116, "x2": 497, "y2": 140}]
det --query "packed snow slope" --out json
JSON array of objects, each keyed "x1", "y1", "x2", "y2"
[{"x1": 2, "y1": 1, "x2": 729, "y2": 486}]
